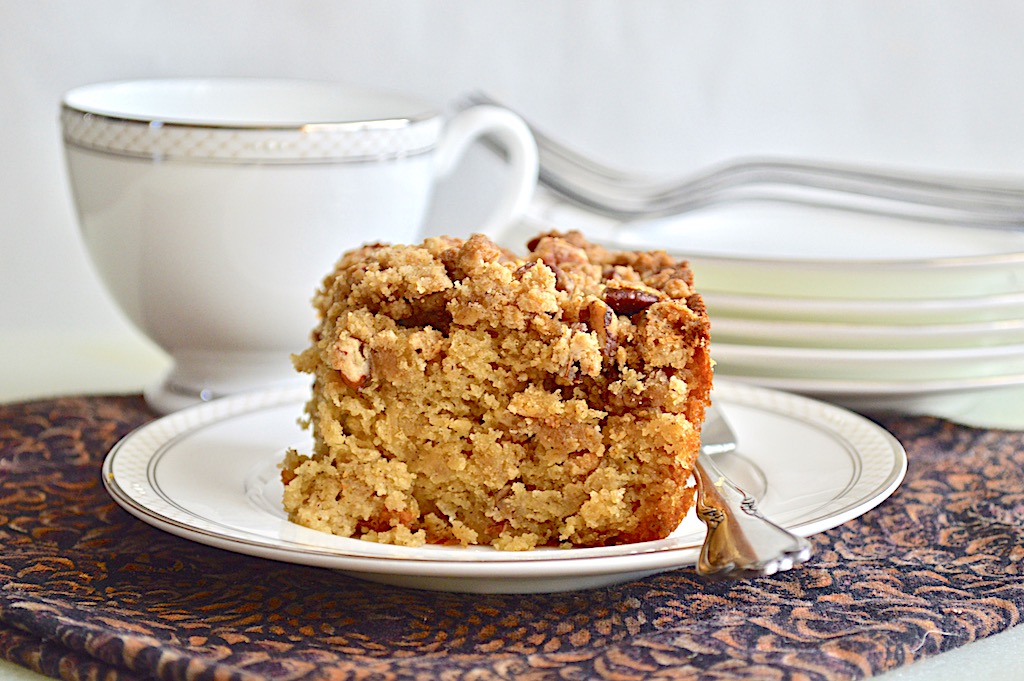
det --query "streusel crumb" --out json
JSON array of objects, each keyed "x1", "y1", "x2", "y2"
[{"x1": 282, "y1": 231, "x2": 712, "y2": 550}]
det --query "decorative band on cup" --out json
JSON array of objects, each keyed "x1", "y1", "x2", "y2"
[{"x1": 60, "y1": 107, "x2": 444, "y2": 164}]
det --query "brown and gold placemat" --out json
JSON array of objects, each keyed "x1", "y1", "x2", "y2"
[{"x1": 1, "y1": 395, "x2": 1022, "y2": 680}]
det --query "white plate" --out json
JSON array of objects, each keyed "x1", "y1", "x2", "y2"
[
  {"x1": 712, "y1": 340, "x2": 1024, "y2": 382},
  {"x1": 102, "y1": 382, "x2": 906, "y2": 594},
  {"x1": 710, "y1": 315, "x2": 1024, "y2": 350},
  {"x1": 521, "y1": 200, "x2": 1024, "y2": 300},
  {"x1": 704, "y1": 289, "x2": 1024, "y2": 326}
]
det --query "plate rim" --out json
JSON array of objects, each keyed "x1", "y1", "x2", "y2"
[
  {"x1": 579, "y1": 210, "x2": 1024, "y2": 272},
  {"x1": 723, "y1": 371, "x2": 1024, "y2": 397},
  {"x1": 712, "y1": 339, "x2": 1024, "y2": 362},
  {"x1": 703, "y1": 288, "x2": 1024, "y2": 316},
  {"x1": 710, "y1": 315, "x2": 1024, "y2": 349}
]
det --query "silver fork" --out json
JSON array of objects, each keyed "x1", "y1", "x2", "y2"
[
  {"x1": 461, "y1": 92, "x2": 1024, "y2": 229},
  {"x1": 694, "y1": 404, "x2": 812, "y2": 579}
]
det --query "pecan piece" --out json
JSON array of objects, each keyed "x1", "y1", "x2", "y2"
[
  {"x1": 397, "y1": 290, "x2": 451, "y2": 334},
  {"x1": 579, "y1": 298, "x2": 618, "y2": 358},
  {"x1": 547, "y1": 262, "x2": 574, "y2": 294},
  {"x1": 513, "y1": 261, "x2": 537, "y2": 279},
  {"x1": 603, "y1": 286, "x2": 662, "y2": 316},
  {"x1": 328, "y1": 336, "x2": 370, "y2": 389},
  {"x1": 528, "y1": 234, "x2": 589, "y2": 265}
]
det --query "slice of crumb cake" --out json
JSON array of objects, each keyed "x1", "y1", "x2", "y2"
[{"x1": 281, "y1": 231, "x2": 712, "y2": 550}]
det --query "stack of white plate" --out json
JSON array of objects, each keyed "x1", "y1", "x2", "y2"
[{"x1": 514, "y1": 197, "x2": 1024, "y2": 427}]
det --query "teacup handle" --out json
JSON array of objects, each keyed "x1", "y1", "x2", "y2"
[{"x1": 433, "y1": 104, "x2": 539, "y2": 240}]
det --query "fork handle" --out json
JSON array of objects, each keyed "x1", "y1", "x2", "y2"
[{"x1": 694, "y1": 452, "x2": 811, "y2": 578}]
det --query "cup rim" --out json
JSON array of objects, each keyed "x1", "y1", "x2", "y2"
[
  {"x1": 61, "y1": 77, "x2": 440, "y2": 131},
  {"x1": 60, "y1": 78, "x2": 446, "y2": 163}
]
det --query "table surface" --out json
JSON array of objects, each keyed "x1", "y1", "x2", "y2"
[{"x1": 1, "y1": 330, "x2": 1022, "y2": 681}]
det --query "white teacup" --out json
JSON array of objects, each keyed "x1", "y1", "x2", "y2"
[{"x1": 61, "y1": 78, "x2": 538, "y2": 412}]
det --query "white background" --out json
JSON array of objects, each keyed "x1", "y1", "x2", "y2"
[
  {"x1": 1, "y1": 3, "x2": 1023, "y2": 678},
  {"x1": 4, "y1": 0, "x2": 1024, "y2": 346}
]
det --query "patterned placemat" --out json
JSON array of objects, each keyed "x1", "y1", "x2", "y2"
[{"x1": 1, "y1": 395, "x2": 1022, "y2": 680}]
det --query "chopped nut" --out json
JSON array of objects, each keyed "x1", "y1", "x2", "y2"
[
  {"x1": 328, "y1": 336, "x2": 369, "y2": 388},
  {"x1": 603, "y1": 286, "x2": 662, "y2": 316},
  {"x1": 513, "y1": 261, "x2": 538, "y2": 279},
  {"x1": 396, "y1": 291, "x2": 451, "y2": 333},
  {"x1": 547, "y1": 263, "x2": 574, "y2": 294},
  {"x1": 528, "y1": 234, "x2": 589, "y2": 265},
  {"x1": 579, "y1": 298, "x2": 617, "y2": 358}
]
